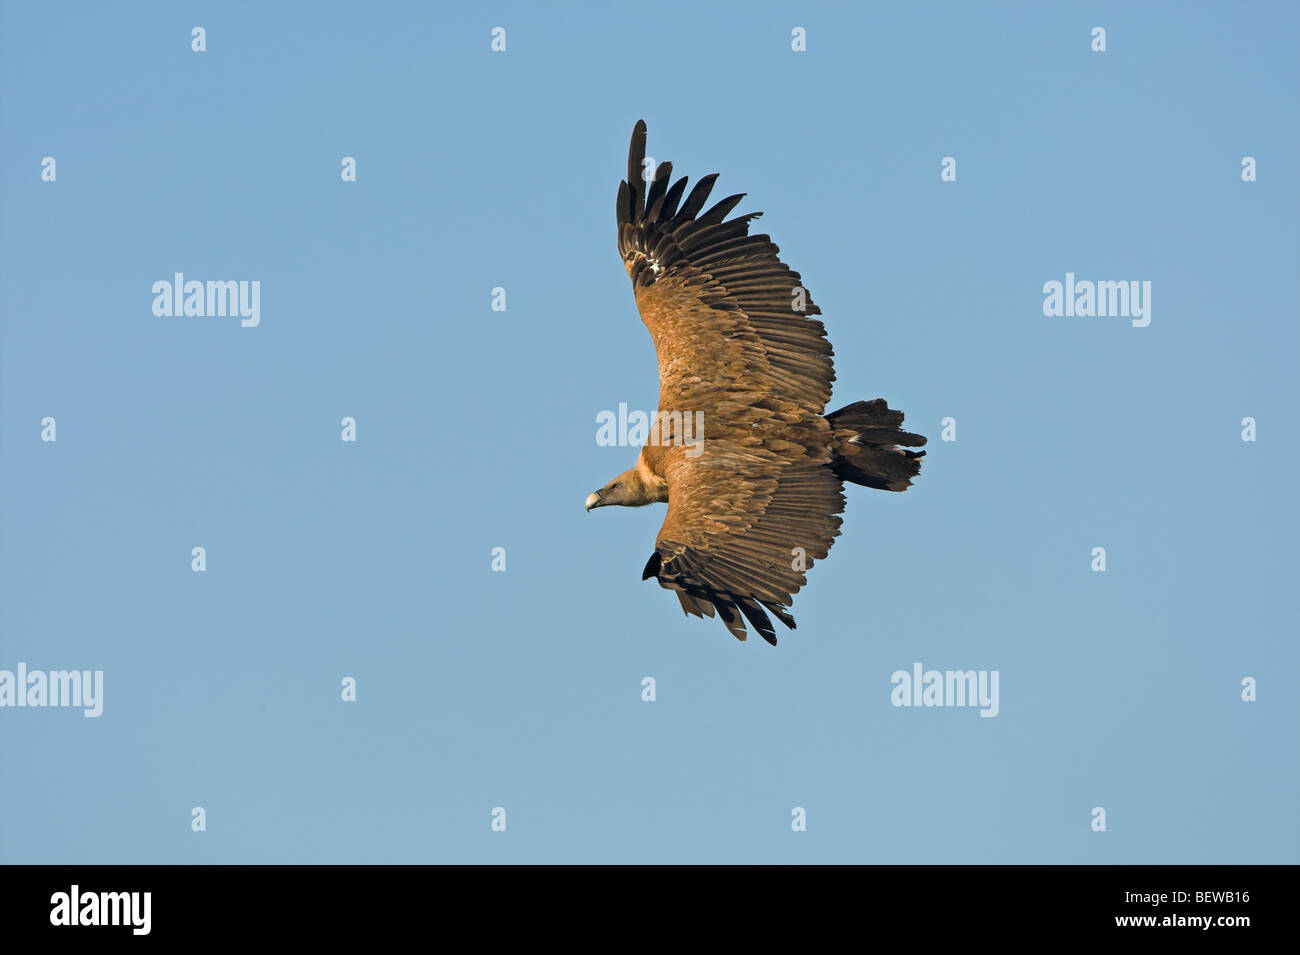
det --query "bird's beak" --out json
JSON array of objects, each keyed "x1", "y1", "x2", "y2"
[{"x1": 585, "y1": 491, "x2": 603, "y2": 512}]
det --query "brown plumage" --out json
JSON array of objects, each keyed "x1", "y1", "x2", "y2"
[{"x1": 586, "y1": 120, "x2": 926, "y2": 645}]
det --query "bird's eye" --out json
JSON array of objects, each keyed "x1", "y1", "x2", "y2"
[{"x1": 611, "y1": 482, "x2": 622, "y2": 490}]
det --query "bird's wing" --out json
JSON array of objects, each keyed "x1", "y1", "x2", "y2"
[
  {"x1": 643, "y1": 443, "x2": 845, "y2": 645},
  {"x1": 616, "y1": 121, "x2": 846, "y2": 644},
  {"x1": 616, "y1": 120, "x2": 836, "y2": 417}
]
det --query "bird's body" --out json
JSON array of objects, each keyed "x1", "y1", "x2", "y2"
[{"x1": 587, "y1": 121, "x2": 926, "y2": 645}]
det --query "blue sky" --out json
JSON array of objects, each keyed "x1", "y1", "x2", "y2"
[{"x1": 1, "y1": 1, "x2": 1296, "y2": 863}]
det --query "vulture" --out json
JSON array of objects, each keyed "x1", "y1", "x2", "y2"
[{"x1": 585, "y1": 120, "x2": 926, "y2": 645}]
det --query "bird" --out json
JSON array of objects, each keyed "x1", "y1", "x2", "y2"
[{"x1": 585, "y1": 120, "x2": 926, "y2": 645}]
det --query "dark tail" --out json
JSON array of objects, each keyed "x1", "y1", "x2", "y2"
[{"x1": 826, "y1": 399, "x2": 926, "y2": 491}]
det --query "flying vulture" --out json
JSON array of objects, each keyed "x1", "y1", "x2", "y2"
[{"x1": 586, "y1": 120, "x2": 926, "y2": 645}]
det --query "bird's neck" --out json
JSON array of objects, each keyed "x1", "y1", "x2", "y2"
[{"x1": 635, "y1": 449, "x2": 670, "y2": 503}]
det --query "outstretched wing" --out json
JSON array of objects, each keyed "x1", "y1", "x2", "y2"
[
  {"x1": 617, "y1": 120, "x2": 836, "y2": 417},
  {"x1": 643, "y1": 447, "x2": 846, "y2": 645},
  {"x1": 616, "y1": 120, "x2": 846, "y2": 644}
]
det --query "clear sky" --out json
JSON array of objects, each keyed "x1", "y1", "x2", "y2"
[{"x1": 1, "y1": 1, "x2": 1296, "y2": 863}]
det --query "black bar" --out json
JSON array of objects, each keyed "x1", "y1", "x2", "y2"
[{"x1": 4, "y1": 864, "x2": 1285, "y2": 941}]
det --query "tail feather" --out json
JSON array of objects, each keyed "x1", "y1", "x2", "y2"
[{"x1": 826, "y1": 399, "x2": 926, "y2": 491}]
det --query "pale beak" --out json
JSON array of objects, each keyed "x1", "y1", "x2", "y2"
[{"x1": 585, "y1": 491, "x2": 603, "y2": 511}]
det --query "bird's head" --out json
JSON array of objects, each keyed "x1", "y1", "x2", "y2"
[{"x1": 585, "y1": 469, "x2": 651, "y2": 511}]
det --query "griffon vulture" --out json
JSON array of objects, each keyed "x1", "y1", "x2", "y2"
[{"x1": 586, "y1": 121, "x2": 925, "y2": 645}]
